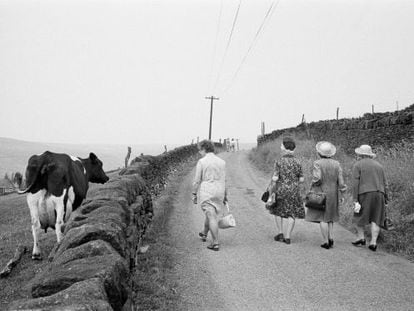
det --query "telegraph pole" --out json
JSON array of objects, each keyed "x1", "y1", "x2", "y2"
[{"x1": 205, "y1": 96, "x2": 219, "y2": 140}]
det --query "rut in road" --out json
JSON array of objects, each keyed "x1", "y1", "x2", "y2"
[{"x1": 164, "y1": 151, "x2": 414, "y2": 311}]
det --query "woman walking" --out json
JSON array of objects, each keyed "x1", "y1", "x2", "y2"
[
  {"x1": 192, "y1": 140, "x2": 227, "y2": 251},
  {"x1": 305, "y1": 141, "x2": 347, "y2": 249},
  {"x1": 266, "y1": 137, "x2": 305, "y2": 244},
  {"x1": 351, "y1": 145, "x2": 388, "y2": 251}
]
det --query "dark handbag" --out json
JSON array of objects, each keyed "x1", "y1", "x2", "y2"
[
  {"x1": 382, "y1": 210, "x2": 395, "y2": 231},
  {"x1": 305, "y1": 191, "x2": 326, "y2": 210},
  {"x1": 261, "y1": 191, "x2": 269, "y2": 203}
]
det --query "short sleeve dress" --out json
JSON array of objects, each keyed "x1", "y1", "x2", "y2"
[{"x1": 266, "y1": 154, "x2": 305, "y2": 219}]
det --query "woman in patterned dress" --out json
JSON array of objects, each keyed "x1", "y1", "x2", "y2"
[
  {"x1": 305, "y1": 141, "x2": 347, "y2": 249},
  {"x1": 266, "y1": 137, "x2": 305, "y2": 244}
]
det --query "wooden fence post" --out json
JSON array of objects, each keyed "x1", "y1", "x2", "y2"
[{"x1": 125, "y1": 146, "x2": 131, "y2": 168}]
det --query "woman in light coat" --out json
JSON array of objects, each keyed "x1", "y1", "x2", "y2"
[
  {"x1": 305, "y1": 141, "x2": 347, "y2": 249},
  {"x1": 192, "y1": 140, "x2": 227, "y2": 251}
]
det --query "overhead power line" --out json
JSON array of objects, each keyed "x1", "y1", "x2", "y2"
[
  {"x1": 221, "y1": 0, "x2": 281, "y2": 95},
  {"x1": 212, "y1": 0, "x2": 242, "y2": 93},
  {"x1": 207, "y1": 0, "x2": 224, "y2": 95}
]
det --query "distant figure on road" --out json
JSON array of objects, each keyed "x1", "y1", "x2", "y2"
[
  {"x1": 231, "y1": 138, "x2": 236, "y2": 152},
  {"x1": 266, "y1": 137, "x2": 305, "y2": 245},
  {"x1": 225, "y1": 138, "x2": 231, "y2": 152},
  {"x1": 305, "y1": 141, "x2": 347, "y2": 249},
  {"x1": 192, "y1": 140, "x2": 227, "y2": 251},
  {"x1": 351, "y1": 145, "x2": 388, "y2": 252}
]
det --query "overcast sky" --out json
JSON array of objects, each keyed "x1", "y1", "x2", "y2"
[{"x1": 1, "y1": 0, "x2": 413, "y2": 146}]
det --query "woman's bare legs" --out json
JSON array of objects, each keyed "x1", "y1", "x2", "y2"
[
  {"x1": 370, "y1": 222, "x2": 380, "y2": 245},
  {"x1": 274, "y1": 216, "x2": 283, "y2": 235},
  {"x1": 320, "y1": 222, "x2": 329, "y2": 243},
  {"x1": 355, "y1": 225, "x2": 365, "y2": 240},
  {"x1": 202, "y1": 215, "x2": 209, "y2": 236},
  {"x1": 285, "y1": 217, "x2": 295, "y2": 239},
  {"x1": 206, "y1": 209, "x2": 219, "y2": 245}
]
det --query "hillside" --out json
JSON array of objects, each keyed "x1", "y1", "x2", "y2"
[{"x1": 0, "y1": 137, "x2": 169, "y2": 178}]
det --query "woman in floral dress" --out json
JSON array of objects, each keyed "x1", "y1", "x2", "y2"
[{"x1": 266, "y1": 137, "x2": 305, "y2": 244}]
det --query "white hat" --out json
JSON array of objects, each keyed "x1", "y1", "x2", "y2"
[
  {"x1": 316, "y1": 141, "x2": 336, "y2": 158},
  {"x1": 355, "y1": 145, "x2": 376, "y2": 158}
]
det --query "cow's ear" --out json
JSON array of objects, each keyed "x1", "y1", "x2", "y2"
[{"x1": 89, "y1": 153, "x2": 98, "y2": 162}]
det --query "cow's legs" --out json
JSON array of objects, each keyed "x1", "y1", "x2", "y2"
[
  {"x1": 52, "y1": 189, "x2": 67, "y2": 243},
  {"x1": 27, "y1": 191, "x2": 44, "y2": 260}
]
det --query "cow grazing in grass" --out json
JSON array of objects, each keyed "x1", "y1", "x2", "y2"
[{"x1": 19, "y1": 151, "x2": 109, "y2": 260}]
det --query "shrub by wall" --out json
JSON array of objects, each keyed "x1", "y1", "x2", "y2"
[
  {"x1": 258, "y1": 104, "x2": 414, "y2": 153},
  {"x1": 7, "y1": 143, "x2": 208, "y2": 311}
]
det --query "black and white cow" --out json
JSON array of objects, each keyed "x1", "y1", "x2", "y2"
[{"x1": 19, "y1": 151, "x2": 109, "y2": 260}]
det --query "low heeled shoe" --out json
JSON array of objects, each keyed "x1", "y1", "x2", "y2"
[
  {"x1": 198, "y1": 232, "x2": 207, "y2": 242},
  {"x1": 274, "y1": 233, "x2": 284, "y2": 242},
  {"x1": 283, "y1": 238, "x2": 291, "y2": 245},
  {"x1": 368, "y1": 244, "x2": 377, "y2": 252},
  {"x1": 320, "y1": 243, "x2": 330, "y2": 249},
  {"x1": 352, "y1": 239, "x2": 366, "y2": 246}
]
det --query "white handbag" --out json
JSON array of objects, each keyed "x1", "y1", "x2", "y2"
[{"x1": 218, "y1": 203, "x2": 236, "y2": 229}]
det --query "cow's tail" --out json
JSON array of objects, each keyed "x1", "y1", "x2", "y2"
[
  {"x1": 17, "y1": 184, "x2": 34, "y2": 194},
  {"x1": 17, "y1": 174, "x2": 38, "y2": 194},
  {"x1": 17, "y1": 158, "x2": 55, "y2": 194}
]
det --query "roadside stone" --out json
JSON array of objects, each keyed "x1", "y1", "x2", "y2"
[
  {"x1": 51, "y1": 222, "x2": 127, "y2": 260},
  {"x1": 31, "y1": 254, "x2": 128, "y2": 311},
  {"x1": 52, "y1": 240, "x2": 119, "y2": 267},
  {"x1": 8, "y1": 278, "x2": 112, "y2": 311},
  {"x1": 64, "y1": 204, "x2": 129, "y2": 234},
  {"x1": 77, "y1": 199, "x2": 123, "y2": 215}
]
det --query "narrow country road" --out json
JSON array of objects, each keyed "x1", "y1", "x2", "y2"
[{"x1": 164, "y1": 151, "x2": 414, "y2": 311}]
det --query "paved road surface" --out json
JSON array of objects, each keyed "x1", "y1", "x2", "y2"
[{"x1": 165, "y1": 151, "x2": 414, "y2": 311}]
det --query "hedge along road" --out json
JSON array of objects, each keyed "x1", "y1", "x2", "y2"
[{"x1": 165, "y1": 150, "x2": 414, "y2": 311}]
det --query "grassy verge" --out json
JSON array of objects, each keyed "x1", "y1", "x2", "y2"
[
  {"x1": 131, "y1": 162, "x2": 194, "y2": 310},
  {"x1": 0, "y1": 194, "x2": 56, "y2": 309},
  {"x1": 249, "y1": 136, "x2": 414, "y2": 261}
]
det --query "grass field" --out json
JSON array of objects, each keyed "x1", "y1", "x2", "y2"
[
  {"x1": 0, "y1": 193, "x2": 56, "y2": 309},
  {"x1": 249, "y1": 136, "x2": 414, "y2": 261},
  {"x1": 0, "y1": 171, "x2": 120, "y2": 308}
]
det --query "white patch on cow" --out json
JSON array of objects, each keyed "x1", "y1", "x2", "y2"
[
  {"x1": 49, "y1": 189, "x2": 67, "y2": 243},
  {"x1": 27, "y1": 187, "x2": 75, "y2": 258},
  {"x1": 27, "y1": 190, "x2": 47, "y2": 258},
  {"x1": 65, "y1": 186, "x2": 75, "y2": 222},
  {"x1": 70, "y1": 155, "x2": 86, "y2": 175},
  {"x1": 44, "y1": 195, "x2": 56, "y2": 226},
  {"x1": 70, "y1": 155, "x2": 80, "y2": 162}
]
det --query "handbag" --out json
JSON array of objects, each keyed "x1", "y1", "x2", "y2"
[
  {"x1": 218, "y1": 203, "x2": 236, "y2": 229},
  {"x1": 382, "y1": 217, "x2": 394, "y2": 231},
  {"x1": 382, "y1": 209, "x2": 395, "y2": 231},
  {"x1": 305, "y1": 191, "x2": 326, "y2": 210}
]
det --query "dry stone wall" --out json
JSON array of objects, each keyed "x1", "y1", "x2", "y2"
[
  {"x1": 8, "y1": 144, "x2": 206, "y2": 311},
  {"x1": 258, "y1": 104, "x2": 414, "y2": 153}
]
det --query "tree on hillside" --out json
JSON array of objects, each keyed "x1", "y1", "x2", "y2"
[
  {"x1": 4, "y1": 172, "x2": 23, "y2": 189},
  {"x1": 13, "y1": 172, "x2": 23, "y2": 188}
]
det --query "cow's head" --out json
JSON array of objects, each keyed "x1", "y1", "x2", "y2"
[{"x1": 86, "y1": 153, "x2": 109, "y2": 184}]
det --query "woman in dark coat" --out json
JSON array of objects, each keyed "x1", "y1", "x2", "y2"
[
  {"x1": 266, "y1": 137, "x2": 305, "y2": 245},
  {"x1": 305, "y1": 141, "x2": 347, "y2": 249},
  {"x1": 351, "y1": 145, "x2": 388, "y2": 251}
]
